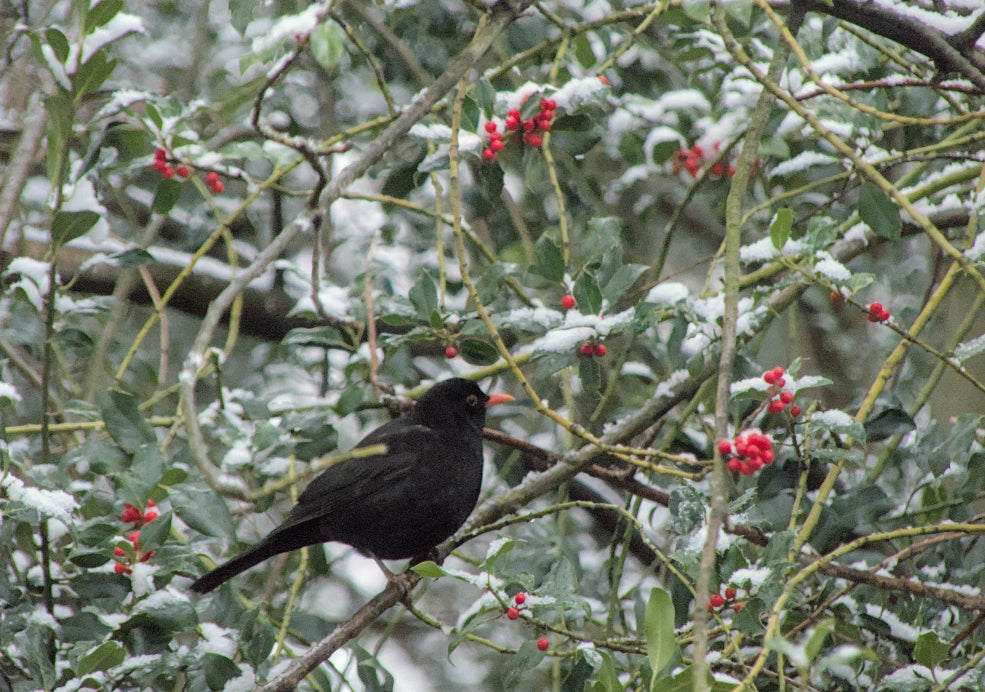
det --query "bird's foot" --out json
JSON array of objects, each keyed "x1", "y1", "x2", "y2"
[{"x1": 373, "y1": 557, "x2": 416, "y2": 602}]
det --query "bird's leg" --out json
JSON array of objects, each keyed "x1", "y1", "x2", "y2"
[{"x1": 372, "y1": 557, "x2": 416, "y2": 602}]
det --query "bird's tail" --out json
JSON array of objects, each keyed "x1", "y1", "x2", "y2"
[{"x1": 190, "y1": 537, "x2": 280, "y2": 594}]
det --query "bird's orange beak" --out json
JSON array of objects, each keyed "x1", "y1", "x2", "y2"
[{"x1": 486, "y1": 393, "x2": 515, "y2": 408}]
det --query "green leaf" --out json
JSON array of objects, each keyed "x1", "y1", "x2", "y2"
[
  {"x1": 310, "y1": 22, "x2": 344, "y2": 72},
  {"x1": 643, "y1": 587, "x2": 676, "y2": 679},
  {"x1": 462, "y1": 95, "x2": 479, "y2": 132},
  {"x1": 954, "y1": 333, "x2": 985, "y2": 363},
  {"x1": 51, "y1": 210, "x2": 100, "y2": 245},
  {"x1": 804, "y1": 618, "x2": 835, "y2": 661},
  {"x1": 809, "y1": 409, "x2": 866, "y2": 443},
  {"x1": 136, "y1": 511, "x2": 172, "y2": 552},
  {"x1": 864, "y1": 408, "x2": 916, "y2": 442},
  {"x1": 473, "y1": 80, "x2": 496, "y2": 116},
  {"x1": 408, "y1": 273, "x2": 438, "y2": 318},
  {"x1": 681, "y1": 0, "x2": 710, "y2": 21},
  {"x1": 72, "y1": 49, "x2": 116, "y2": 98},
  {"x1": 602, "y1": 263, "x2": 647, "y2": 306},
  {"x1": 284, "y1": 326, "x2": 352, "y2": 351},
  {"x1": 77, "y1": 641, "x2": 125, "y2": 676},
  {"x1": 460, "y1": 338, "x2": 499, "y2": 366},
  {"x1": 45, "y1": 28, "x2": 70, "y2": 64},
  {"x1": 229, "y1": 0, "x2": 256, "y2": 35},
  {"x1": 769, "y1": 208, "x2": 792, "y2": 250},
  {"x1": 858, "y1": 183, "x2": 900, "y2": 239},
  {"x1": 573, "y1": 272, "x2": 603, "y2": 315},
  {"x1": 85, "y1": 0, "x2": 123, "y2": 33},
  {"x1": 914, "y1": 631, "x2": 950, "y2": 669},
  {"x1": 532, "y1": 235, "x2": 566, "y2": 282},
  {"x1": 573, "y1": 33, "x2": 596, "y2": 68},
  {"x1": 203, "y1": 653, "x2": 241, "y2": 691},
  {"x1": 412, "y1": 561, "x2": 448, "y2": 578},
  {"x1": 152, "y1": 178, "x2": 182, "y2": 213},
  {"x1": 109, "y1": 247, "x2": 155, "y2": 268},
  {"x1": 171, "y1": 486, "x2": 234, "y2": 538},
  {"x1": 101, "y1": 390, "x2": 156, "y2": 454}
]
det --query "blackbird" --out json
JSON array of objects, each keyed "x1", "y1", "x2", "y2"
[{"x1": 190, "y1": 378, "x2": 513, "y2": 593}]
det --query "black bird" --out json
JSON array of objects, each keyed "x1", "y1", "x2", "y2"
[{"x1": 190, "y1": 378, "x2": 513, "y2": 593}]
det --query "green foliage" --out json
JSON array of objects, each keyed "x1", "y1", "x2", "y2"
[{"x1": 2, "y1": 0, "x2": 985, "y2": 689}]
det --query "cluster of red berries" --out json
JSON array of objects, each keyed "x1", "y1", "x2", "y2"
[
  {"x1": 578, "y1": 342, "x2": 607, "y2": 358},
  {"x1": 763, "y1": 366, "x2": 800, "y2": 417},
  {"x1": 707, "y1": 586, "x2": 742, "y2": 613},
  {"x1": 152, "y1": 148, "x2": 187, "y2": 179},
  {"x1": 503, "y1": 592, "x2": 550, "y2": 651},
  {"x1": 719, "y1": 430, "x2": 774, "y2": 476},
  {"x1": 204, "y1": 171, "x2": 225, "y2": 194},
  {"x1": 867, "y1": 301, "x2": 890, "y2": 323},
  {"x1": 152, "y1": 148, "x2": 224, "y2": 193},
  {"x1": 561, "y1": 294, "x2": 576, "y2": 310},
  {"x1": 673, "y1": 143, "x2": 735, "y2": 179},
  {"x1": 114, "y1": 499, "x2": 158, "y2": 574},
  {"x1": 481, "y1": 98, "x2": 557, "y2": 161}
]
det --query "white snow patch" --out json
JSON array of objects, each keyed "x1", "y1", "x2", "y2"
[
  {"x1": 770, "y1": 151, "x2": 839, "y2": 178},
  {"x1": 646, "y1": 282, "x2": 690, "y2": 305}
]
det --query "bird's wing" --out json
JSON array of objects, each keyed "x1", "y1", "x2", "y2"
[{"x1": 273, "y1": 421, "x2": 438, "y2": 531}]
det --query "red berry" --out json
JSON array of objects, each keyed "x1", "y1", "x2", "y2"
[
  {"x1": 579, "y1": 343, "x2": 595, "y2": 357},
  {"x1": 205, "y1": 171, "x2": 219, "y2": 185},
  {"x1": 537, "y1": 119, "x2": 552, "y2": 132},
  {"x1": 504, "y1": 115, "x2": 519, "y2": 130},
  {"x1": 211, "y1": 180, "x2": 224, "y2": 193},
  {"x1": 868, "y1": 301, "x2": 883, "y2": 314},
  {"x1": 154, "y1": 148, "x2": 167, "y2": 161},
  {"x1": 779, "y1": 390, "x2": 794, "y2": 404},
  {"x1": 728, "y1": 457, "x2": 741, "y2": 472},
  {"x1": 524, "y1": 134, "x2": 543, "y2": 148},
  {"x1": 514, "y1": 592, "x2": 527, "y2": 605},
  {"x1": 485, "y1": 121, "x2": 498, "y2": 133},
  {"x1": 508, "y1": 109, "x2": 521, "y2": 120},
  {"x1": 561, "y1": 294, "x2": 576, "y2": 310},
  {"x1": 507, "y1": 607, "x2": 520, "y2": 620},
  {"x1": 536, "y1": 636, "x2": 549, "y2": 651},
  {"x1": 717, "y1": 440, "x2": 732, "y2": 455},
  {"x1": 482, "y1": 148, "x2": 495, "y2": 161},
  {"x1": 710, "y1": 594, "x2": 725, "y2": 608},
  {"x1": 146, "y1": 499, "x2": 155, "y2": 508},
  {"x1": 763, "y1": 371, "x2": 776, "y2": 385},
  {"x1": 490, "y1": 139, "x2": 505, "y2": 152},
  {"x1": 768, "y1": 399, "x2": 785, "y2": 413},
  {"x1": 724, "y1": 587, "x2": 737, "y2": 599},
  {"x1": 445, "y1": 346, "x2": 458, "y2": 359},
  {"x1": 539, "y1": 98, "x2": 551, "y2": 110},
  {"x1": 161, "y1": 165, "x2": 176, "y2": 178},
  {"x1": 113, "y1": 546, "x2": 126, "y2": 557},
  {"x1": 489, "y1": 130, "x2": 502, "y2": 141},
  {"x1": 143, "y1": 510, "x2": 158, "y2": 524},
  {"x1": 176, "y1": 164, "x2": 190, "y2": 178},
  {"x1": 129, "y1": 530, "x2": 140, "y2": 546},
  {"x1": 522, "y1": 119, "x2": 536, "y2": 132},
  {"x1": 771, "y1": 366, "x2": 785, "y2": 379},
  {"x1": 121, "y1": 504, "x2": 142, "y2": 523},
  {"x1": 733, "y1": 601, "x2": 744, "y2": 612},
  {"x1": 593, "y1": 343, "x2": 607, "y2": 358},
  {"x1": 879, "y1": 308, "x2": 890, "y2": 322},
  {"x1": 790, "y1": 405, "x2": 802, "y2": 417},
  {"x1": 114, "y1": 562, "x2": 132, "y2": 575}
]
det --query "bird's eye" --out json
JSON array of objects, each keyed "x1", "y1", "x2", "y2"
[{"x1": 466, "y1": 394, "x2": 478, "y2": 407}]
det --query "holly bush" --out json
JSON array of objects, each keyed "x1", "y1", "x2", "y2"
[{"x1": 2, "y1": 0, "x2": 985, "y2": 690}]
